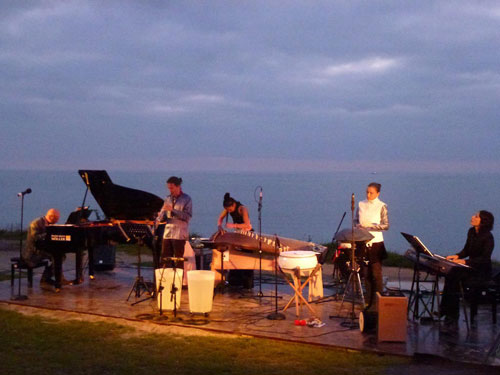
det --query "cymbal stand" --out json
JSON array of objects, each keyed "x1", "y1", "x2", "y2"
[
  {"x1": 330, "y1": 194, "x2": 365, "y2": 328},
  {"x1": 328, "y1": 212, "x2": 347, "y2": 299}
]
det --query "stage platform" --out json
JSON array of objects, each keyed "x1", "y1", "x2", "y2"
[{"x1": 1, "y1": 251, "x2": 499, "y2": 368}]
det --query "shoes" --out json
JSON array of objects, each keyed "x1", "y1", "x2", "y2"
[
  {"x1": 61, "y1": 278, "x2": 73, "y2": 286},
  {"x1": 40, "y1": 279, "x2": 56, "y2": 291}
]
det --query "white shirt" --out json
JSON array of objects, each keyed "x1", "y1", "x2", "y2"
[{"x1": 356, "y1": 197, "x2": 389, "y2": 245}]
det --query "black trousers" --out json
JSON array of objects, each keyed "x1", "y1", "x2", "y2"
[
  {"x1": 161, "y1": 239, "x2": 185, "y2": 269},
  {"x1": 360, "y1": 242, "x2": 386, "y2": 309},
  {"x1": 440, "y1": 275, "x2": 487, "y2": 321}
]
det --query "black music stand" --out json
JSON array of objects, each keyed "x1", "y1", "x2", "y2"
[
  {"x1": 126, "y1": 240, "x2": 154, "y2": 304},
  {"x1": 122, "y1": 223, "x2": 155, "y2": 304},
  {"x1": 402, "y1": 232, "x2": 436, "y2": 321}
]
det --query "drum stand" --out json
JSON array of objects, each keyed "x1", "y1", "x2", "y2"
[{"x1": 280, "y1": 264, "x2": 321, "y2": 318}]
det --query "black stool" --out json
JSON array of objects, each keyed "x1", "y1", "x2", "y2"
[
  {"x1": 10, "y1": 257, "x2": 49, "y2": 288},
  {"x1": 467, "y1": 281, "x2": 499, "y2": 325}
]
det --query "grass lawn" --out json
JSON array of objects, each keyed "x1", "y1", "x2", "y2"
[{"x1": 0, "y1": 306, "x2": 408, "y2": 375}]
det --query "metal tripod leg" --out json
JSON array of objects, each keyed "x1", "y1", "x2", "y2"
[{"x1": 334, "y1": 267, "x2": 365, "y2": 324}]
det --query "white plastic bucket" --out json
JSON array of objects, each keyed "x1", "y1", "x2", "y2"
[
  {"x1": 187, "y1": 270, "x2": 215, "y2": 314},
  {"x1": 155, "y1": 268, "x2": 184, "y2": 311}
]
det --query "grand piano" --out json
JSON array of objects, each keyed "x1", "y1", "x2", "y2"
[{"x1": 45, "y1": 170, "x2": 163, "y2": 289}]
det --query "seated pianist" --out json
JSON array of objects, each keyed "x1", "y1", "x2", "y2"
[
  {"x1": 440, "y1": 210, "x2": 495, "y2": 332},
  {"x1": 21, "y1": 208, "x2": 73, "y2": 292}
]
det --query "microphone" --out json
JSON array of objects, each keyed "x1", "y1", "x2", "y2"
[
  {"x1": 259, "y1": 187, "x2": 263, "y2": 202},
  {"x1": 351, "y1": 193, "x2": 355, "y2": 211},
  {"x1": 17, "y1": 188, "x2": 32, "y2": 197}
]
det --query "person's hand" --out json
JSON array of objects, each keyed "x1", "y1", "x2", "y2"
[
  {"x1": 446, "y1": 255, "x2": 459, "y2": 261},
  {"x1": 162, "y1": 203, "x2": 173, "y2": 211},
  {"x1": 454, "y1": 259, "x2": 466, "y2": 265}
]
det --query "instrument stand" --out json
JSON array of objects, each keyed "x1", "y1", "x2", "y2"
[
  {"x1": 126, "y1": 238, "x2": 154, "y2": 305},
  {"x1": 329, "y1": 195, "x2": 365, "y2": 328},
  {"x1": 12, "y1": 192, "x2": 28, "y2": 301},
  {"x1": 214, "y1": 247, "x2": 228, "y2": 294},
  {"x1": 267, "y1": 235, "x2": 286, "y2": 320},
  {"x1": 330, "y1": 259, "x2": 346, "y2": 300},
  {"x1": 161, "y1": 257, "x2": 184, "y2": 322},
  {"x1": 238, "y1": 188, "x2": 273, "y2": 301},
  {"x1": 321, "y1": 212, "x2": 347, "y2": 301},
  {"x1": 333, "y1": 245, "x2": 366, "y2": 328},
  {"x1": 408, "y1": 250, "x2": 439, "y2": 321},
  {"x1": 281, "y1": 264, "x2": 321, "y2": 318}
]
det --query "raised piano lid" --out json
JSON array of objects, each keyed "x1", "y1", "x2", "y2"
[{"x1": 78, "y1": 170, "x2": 163, "y2": 220}]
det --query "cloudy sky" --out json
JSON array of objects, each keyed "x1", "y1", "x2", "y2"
[{"x1": 1, "y1": 1, "x2": 499, "y2": 173}]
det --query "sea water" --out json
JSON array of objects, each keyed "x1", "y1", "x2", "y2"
[{"x1": 1, "y1": 169, "x2": 499, "y2": 259}]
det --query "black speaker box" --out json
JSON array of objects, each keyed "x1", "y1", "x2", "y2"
[{"x1": 93, "y1": 245, "x2": 116, "y2": 271}]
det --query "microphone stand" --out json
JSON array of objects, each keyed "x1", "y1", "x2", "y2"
[
  {"x1": 248, "y1": 186, "x2": 273, "y2": 300},
  {"x1": 257, "y1": 189, "x2": 264, "y2": 297},
  {"x1": 12, "y1": 191, "x2": 29, "y2": 301},
  {"x1": 267, "y1": 235, "x2": 286, "y2": 320},
  {"x1": 169, "y1": 257, "x2": 184, "y2": 322}
]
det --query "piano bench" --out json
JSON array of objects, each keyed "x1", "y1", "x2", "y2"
[
  {"x1": 466, "y1": 281, "x2": 499, "y2": 325},
  {"x1": 10, "y1": 257, "x2": 50, "y2": 288}
]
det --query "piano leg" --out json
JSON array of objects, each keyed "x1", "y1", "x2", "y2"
[
  {"x1": 88, "y1": 245, "x2": 95, "y2": 279},
  {"x1": 75, "y1": 248, "x2": 83, "y2": 284},
  {"x1": 53, "y1": 253, "x2": 63, "y2": 290}
]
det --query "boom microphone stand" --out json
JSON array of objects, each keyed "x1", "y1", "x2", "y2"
[{"x1": 12, "y1": 188, "x2": 31, "y2": 301}]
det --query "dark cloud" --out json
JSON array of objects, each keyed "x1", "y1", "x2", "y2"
[{"x1": 1, "y1": 1, "x2": 499, "y2": 171}]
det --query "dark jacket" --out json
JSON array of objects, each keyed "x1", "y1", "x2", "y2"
[
  {"x1": 21, "y1": 216, "x2": 48, "y2": 267},
  {"x1": 457, "y1": 227, "x2": 494, "y2": 280}
]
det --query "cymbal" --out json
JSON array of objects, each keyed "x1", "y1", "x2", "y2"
[{"x1": 335, "y1": 227, "x2": 374, "y2": 242}]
